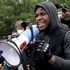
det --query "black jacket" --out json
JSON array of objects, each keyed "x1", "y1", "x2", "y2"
[
  {"x1": 24, "y1": 2, "x2": 70, "y2": 70},
  {"x1": 32, "y1": 26, "x2": 69, "y2": 70},
  {"x1": 24, "y1": 25, "x2": 70, "y2": 70}
]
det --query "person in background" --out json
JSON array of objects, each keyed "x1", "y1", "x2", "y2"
[
  {"x1": 8, "y1": 20, "x2": 30, "y2": 39},
  {"x1": 15, "y1": 20, "x2": 26, "y2": 36},
  {"x1": 3, "y1": 20, "x2": 31, "y2": 70},
  {"x1": 11, "y1": 28, "x2": 17, "y2": 36},
  {"x1": 57, "y1": 8, "x2": 70, "y2": 28},
  {"x1": 23, "y1": 1, "x2": 70, "y2": 70},
  {"x1": 58, "y1": 11, "x2": 69, "y2": 28},
  {"x1": 60, "y1": 11, "x2": 70, "y2": 28}
]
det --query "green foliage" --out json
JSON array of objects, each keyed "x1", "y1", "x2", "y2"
[
  {"x1": 0, "y1": 0, "x2": 70, "y2": 39},
  {"x1": 0, "y1": 0, "x2": 38, "y2": 39}
]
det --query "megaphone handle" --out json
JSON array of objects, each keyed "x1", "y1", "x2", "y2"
[
  {"x1": 21, "y1": 55, "x2": 28, "y2": 70},
  {"x1": 0, "y1": 55, "x2": 4, "y2": 64}
]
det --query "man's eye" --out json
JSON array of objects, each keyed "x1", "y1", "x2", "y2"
[
  {"x1": 35, "y1": 15, "x2": 38, "y2": 17},
  {"x1": 35, "y1": 13, "x2": 47, "y2": 18},
  {"x1": 35, "y1": 15, "x2": 38, "y2": 18},
  {"x1": 41, "y1": 13, "x2": 45, "y2": 15},
  {"x1": 41, "y1": 13, "x2": 47, "y2": 16}
]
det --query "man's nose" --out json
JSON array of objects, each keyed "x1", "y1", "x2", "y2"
[{"x1": 36, "y1": 15, "x2": 42, "y2": 21}]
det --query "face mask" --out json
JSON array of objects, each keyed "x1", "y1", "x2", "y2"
[{"x1": 17, "y1": 30, "x2": 23, "y2": 35}]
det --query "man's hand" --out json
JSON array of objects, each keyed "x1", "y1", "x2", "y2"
[
  {"x1": 35, "y1": 40, "x2": 52, "y2": 61},
  {"x1": 41, "y1": 42, "x2": 52, "y2": 61},
  {"x1": 0, "y1": 64, "x2": 3, "y2": 70}
]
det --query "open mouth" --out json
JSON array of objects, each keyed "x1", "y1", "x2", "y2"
[{"x1": 38, "y1": 22, "x2": 45, "y2": 27}]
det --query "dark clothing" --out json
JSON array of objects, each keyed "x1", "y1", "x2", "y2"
[
  {"x1": 24, "y1": 26, "x2": 70, "y2": 70},
  {"x1": 59, "y1": 22, "x2": 68, "y2": 28},
  {"x1": 24, "y1": 2, "x2": 70, "y2": 70},
  {"x1": 61, "y1": 18, "x2": 70, "y2": 28}
]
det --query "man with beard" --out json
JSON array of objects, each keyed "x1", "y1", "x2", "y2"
[{"x1": 23, "y1": 1, "x2": 70, "y2": 70}]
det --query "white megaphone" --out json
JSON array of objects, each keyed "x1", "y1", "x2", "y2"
[{"x1": 0, "y1": 25, "x2": 39, "y2": 67}]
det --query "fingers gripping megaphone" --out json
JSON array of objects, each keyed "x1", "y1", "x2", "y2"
[{"x1": 0, "y1": 25, "x2": 39, "y2": 67}]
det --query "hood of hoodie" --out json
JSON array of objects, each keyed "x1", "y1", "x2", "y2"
[{"x1": 34, "y1": 2, "x2": 59, "y2": 35}]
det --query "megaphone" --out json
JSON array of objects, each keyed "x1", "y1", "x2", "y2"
[
  {"x1": 0, "y1": 40, "x2": 21, "y2": 67},
  {"x1": 0, "y1": 25, "x2": 39, "y2": 67}
]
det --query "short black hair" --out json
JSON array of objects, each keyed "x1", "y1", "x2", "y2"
[
  {"x1": 21, "y1": 21, "x2": 28, "y2": 30},
  {"x1": 55, "y1": 4, "x2": 63, "y2": 9}
]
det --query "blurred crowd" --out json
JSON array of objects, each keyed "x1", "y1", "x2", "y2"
[
  {"x1": 55, "y1": 4, "x2": 70, "y2": 28},
  {"x1": 0, "y1": 1, "x2": 70, "y2": 70}
]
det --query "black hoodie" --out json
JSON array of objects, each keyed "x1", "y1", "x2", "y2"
[
  {"x1": 33, "y1": 1, "x2": 70, "y2": 70},
  {"x1": 34, "y1": 2, "x2": 59, "y2": 35}
]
